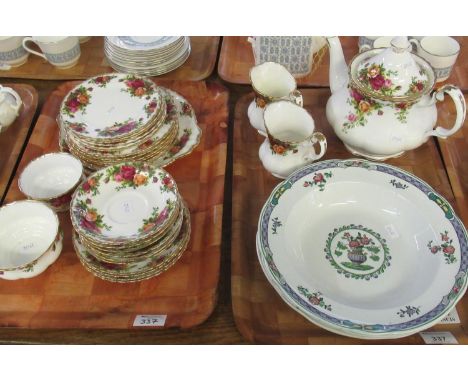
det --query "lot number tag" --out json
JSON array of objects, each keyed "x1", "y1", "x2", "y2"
[{"x1": 133, "y1": 315, "x2": 167, "y2": 327}]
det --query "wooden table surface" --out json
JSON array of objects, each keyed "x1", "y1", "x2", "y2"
[{"x1": 0, "y1": 36, "x2": 467, "y2": 344}]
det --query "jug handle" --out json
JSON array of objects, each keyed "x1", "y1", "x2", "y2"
[
  {"x1": 22, "y1": 37, "x2": 47, "y2": 60},
  {"x1": 290, "y1": 90, "x2": 303, "y2": 107},
  {"x1": 0, "y1": 85, "x2": 22, "y2": 112},
  {"x1": 303, "y1": 132, "x2": 327, "y2": 162},
  {"x1": 427, "y1": 85, "x2": 466, "y2": 138}
]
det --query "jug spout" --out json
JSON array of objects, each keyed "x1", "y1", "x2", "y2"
[{"x1": 327, "y1": 37, "x2": 349, "y2": 94}]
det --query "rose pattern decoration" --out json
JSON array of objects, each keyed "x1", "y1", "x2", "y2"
[
  {"x1": 268, "y1": 136, "x2": 298, "y2": 156},
  {"x1": 427, "y1": 231, "x2": 457, "y2": 264},
  {"x1": 66, "y1": 122, "x2": 88, "y2": 134},
  {"x1": 303, "y1": 171, "x2": 333, "y2": 191},
  {"x1": 395, "y1": 102, "x2": 410, "y2": 123},
  {"x1": 50, "y1": 192, "x2": 72, "y2": 210},
  {"x1": 78, "y1": 173, "x2": 103, "y2": 196},
  {"x1": 181, "y1": 101, "x2": 193, "y2": 117},
  {"x1": 104, "y1": 163, "x2": 157, "y2": 191},
  {"x1": 297, "y1": 287, "x2": 332, "y2": 311},
  {"x1": 405, "y1": 76, "x2": 427, "y2": 96},
  {"x1": 343, "y1": 87, "x2": 383, "y2": 131},
  {"x1": 138, "y1": 199, "x2": 176, "y2": 234},
  {"x1": 164, "y1": 95, "x2": 178, "y2": 123},
  {"x1": 89, "y1": 75, "x2": 116, "y2": 88},
  {"x1": 96, "y1": 118, "x2": 143, "y2": 138},
  {"x1": 160, "y1": 174, "x2": 176, "y2": 193},
  {"x1": 73, "y1": 199, "x2": 111, "y2": 234},
  {"x1": 62, "y1": 86, "x2": 92, "y2": 117},
  {"x1": 120, "y1": 74, "x2": 155, "y2": 99},
  {"x1": 165, "y1": 128, "x2": 192, "y2": 158},
  {"x1": 144, "y1": 98, "x2": 158, "y2": 118},
  {"x1": 358, "y1": 63, "x2": 400, "y2": 96}
]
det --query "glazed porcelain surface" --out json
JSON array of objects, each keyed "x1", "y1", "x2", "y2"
[
  {"x1": 258, "y1": 101, "x2": 327, "y2": 179},
  {"x1": 0, "y1": 85, "x2": 22, "y2": 132},
  {"x1": 22, "y1": 36, "x2": 80, "y2": 69},
  {"x1": 248, "y1": 62, "x2": 302, "y2": 135},
  {"x1": 326, "y1": 36, "x2": 466, "y2": 160},
  {"x1": 19, "y1": 153, "x2": 83, "y2": 211},
  {"x1": 0, "y1": 201, "x2": 60, "y2": 272},
  {"x1": 70, "y1": 163, "x2": 179, "y2": 244},
  {"x1": 257, "y1": 159, "x2": 468, "y2": 339},
  {"x1": 107, "y1": 36, "x2": 181, "y2": 51},
  {"x1": 0, "y1": 36, "x2": 29, "y2": 68}
]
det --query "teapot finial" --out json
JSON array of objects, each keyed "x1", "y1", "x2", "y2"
[{"x1": 391, "y1": 36, "x2": 411, "y2": 53}]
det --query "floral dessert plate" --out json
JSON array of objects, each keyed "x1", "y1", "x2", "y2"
[
  {"x1": 70, "y1": 163, "x2": 179, "y2": 245},
  {"x1": 153, "y1": 88, "x2": 201, "y2": 167},
  {"x1": 257, "y1": 159, "x2": 468, "y2": 339},
  {"x1": 60, "y1": 74, "x2": 162, "y2": 140}
]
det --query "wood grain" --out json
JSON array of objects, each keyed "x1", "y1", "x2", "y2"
[
  {"x1": 0, "y1": 80, "x2": 228, "y2": 330},
  {"x1": 437, "y1": 93, "x2": 468, "y2": 226},
  {"x1": 218, "y1": 36, "x2": 468, "y2": 89},
  {"x1": 231, "y1": 89, "x2": 468, "y2": 344},
  {"x1": 0, "y1": 84, "x2": 38, "y2": 203},
  {"x1": 0, "y1": 37, "x2": 220, "y2": 81}
]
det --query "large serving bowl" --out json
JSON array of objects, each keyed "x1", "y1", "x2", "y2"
[
  {"x1": 19, "y1": 152, "x2": 83, "y2": 212},
  {"x1": 0, "y1": 200, "x2": 62, "y2": 280},
  {"x1": 257, "y1": 159, "x2": 468, "y2": 339}
]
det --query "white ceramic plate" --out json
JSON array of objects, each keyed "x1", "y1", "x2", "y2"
[
  {"x1": 257, "y1": 159, "x2": 468, "y2": 339},
  {"x1": 60, "y1": 74, "x2": 162, "y2": 140},
  {"x1": 70, "y1": 164, "x2": 179, "y2": 244}
]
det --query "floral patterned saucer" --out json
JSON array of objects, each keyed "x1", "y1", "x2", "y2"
[
  {"x1": 257, "y1": 159, "x2": 468, "y2": 339},
  {"x1": 60, "y1": 74, "x2": 163, "y2": 141},
  {"x1": 73, "y1": 202, "x2": 191, "y2": 283},
  {"x1": 70, "y1": 163, "x2": 180, "y2": 247}
]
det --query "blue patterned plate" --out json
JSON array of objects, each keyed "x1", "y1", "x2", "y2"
[{"x1": 257, "y1": 159, "x2": 468, "y2": 339}]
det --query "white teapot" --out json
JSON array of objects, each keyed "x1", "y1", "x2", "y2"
[
  {"x1": 259, "y1": 101, "x2": 327, "y2": 179},
  {"x1": 0, "y1": 85, "x2": 22, "y2": 133},
  {"x1": 326, "y1": 36, "x2": 466, "y2": 160}
]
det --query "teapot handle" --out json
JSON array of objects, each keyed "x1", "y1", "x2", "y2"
[
  {"x1": 303, "y1": 132, "x2": 327, "y2": 162},
  {"x1": 428, "y1": 85, "x2": 466, "y2": 139},
  {"x1": 0, "y1": 85, "x2": 22, "y2": 112}
]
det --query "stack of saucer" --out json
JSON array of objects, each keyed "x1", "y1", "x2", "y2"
[
  {"x1": 104, "y1": 36, "x2": 191, "y2": 76},
  {"x1": 70, "y1": 162, "x2": 190, "y2": 282},
  {"x1": 58, "y1": 73, "x2": 178, "y2": 172}
]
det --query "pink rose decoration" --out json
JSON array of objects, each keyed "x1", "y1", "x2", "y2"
[
  {"x1": 120, "y1": 165, "x2": 136, "y2": 181},
  {"x1": 369, "y1": 75, "x2": 385, "y2": 91},
  {"x1": 384, "y1": 79, "x2": 393, "y2": 88},
  {"x1": 431, "y1": 246, "x2": 440, "y2": 254},
  {"x1": 349, "y1": 240, "x2": 360, "y2": 248},
  {"x1": 350, "y1": 88, "x2": 364, "y2": 103},
  {"x1": 313, "y1": 173, "x2": 324, "y2": 183},
  {"x1": 347, "y1": 113, "x2": 357, "y2": 122},
  {"x1": 114, "y1": 173, "x2": 124, "y2": 182},
  {"x1": 443, "y1": 246, "x2": 455, "y2": 255}
]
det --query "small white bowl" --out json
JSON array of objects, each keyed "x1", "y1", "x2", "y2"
[
  {"x1": 0, "y1": 200, "x2": 62, "y2": 279},
  {"x1": 19, "y1": 152, "x2": 83, "y2": 212}
]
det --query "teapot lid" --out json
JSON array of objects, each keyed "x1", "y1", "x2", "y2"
[{"x1": 350, "y1": 36, "x2": 435, "y2": 102}]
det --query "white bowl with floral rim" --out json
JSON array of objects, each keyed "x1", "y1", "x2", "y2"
[
  {"x1": 0, "y1": 200, "x2": 62, "y2": 279},
  {"x1": 19, "y1": 152, "x2": 83, "y2": 212},
  {"x1": 59, "y1": 73, "x2": 162, "y2": 141},
  {"x1": 70, "y1": 162, "x2": 179, "y2": 247},
  {"x1": 257, "y1": 159, "x2": 468, "y2": 339}
]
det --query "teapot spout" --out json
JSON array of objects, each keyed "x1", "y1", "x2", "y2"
[{"x1": 327, "y1": 37, "x2": 349, "y2": 94}]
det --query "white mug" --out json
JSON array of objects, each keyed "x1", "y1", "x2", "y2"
[
  {"x1": 410, "y1": 36, "x2": 460, "y2": 82},
  {"x1": 358, "y1": 36, "x2": 381, "y2": 52},
  {"x1": 0, "y1": 36, "x2": 29, "y2": 69},
  {"x1": 22, "y1": 36, "x2": 81, "y2": 69},
  {"x1": 0, "y1": 85, "x2": 22, "y2": 133}
]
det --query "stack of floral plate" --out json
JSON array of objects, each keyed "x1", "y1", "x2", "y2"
[
  {"x1": 70, "y1": 162, "x2": 190, "y2": 282},
  {"x1": 58, "y1": 73, "x2": 201, "y2": 172},
  {"x1": 257, "y1": 159, "x2": 468, "y2": 339},
  {"x1": 104, "y1": 36, "x2": 191, "y2": 76}
]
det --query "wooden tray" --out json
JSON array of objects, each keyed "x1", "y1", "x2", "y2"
[
  {"x1": 218, "y1": 36, "x2": 468, "y2": 89},
  {"x1": 0, "y1": 83, "x2": 38, "y2": 204},
  {"x1": 0, "y1": 80, "x2": 228, "y2": 329},
  {"x1": 437, "y1": 93, "x2": 468, "y2": 226},
  {"x1": 231, "y1": 89, "x2": 468, "y2": 344},
  {"x1": 0, "y1": 37, "x2": 220, "y2": 81}
]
